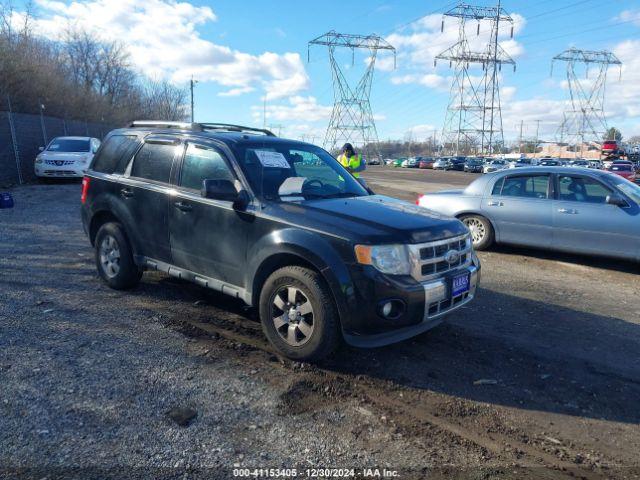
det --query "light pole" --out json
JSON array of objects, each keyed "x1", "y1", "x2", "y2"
[{"x1": 190, "y1": 76, "x2": 198, "y2": 123}]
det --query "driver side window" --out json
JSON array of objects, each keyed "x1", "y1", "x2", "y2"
[
  {"x1": 558, "y1": 175, "x2": 611, "y2": 204},
  {"x1": 179, "y1": 143, "x2": 234, "y2": 191}
]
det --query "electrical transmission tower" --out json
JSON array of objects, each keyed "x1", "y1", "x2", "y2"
[
  {"x1": 551, "y1": 48, "x2": 622, "y2": 151},
  {"x1": 436, "y1": 1, "x2": 515, "y2": 155},
  {"x1": 308, "y1": 31, "x2": 395, "y2": 158}
]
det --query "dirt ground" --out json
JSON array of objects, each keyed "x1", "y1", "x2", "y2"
[{"x1": 1, "y1": 170, "x2": 639, "y2": 479}]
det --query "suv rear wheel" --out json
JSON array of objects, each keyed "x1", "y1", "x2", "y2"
[
  {"x1": 259, "y1": 266, "x2": 339, "y2": 361},
  {"x1": 95, "y1": 222, "x2": 142, "y2": 290}
]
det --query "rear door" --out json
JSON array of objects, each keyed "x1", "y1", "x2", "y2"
[
  {"x1": 123, "y1": 135, "x2": 181, "y2": 263},
  {"x1": 169, "y1": 140, "x2": 249, "y2": 288},
  {"x1": 482, "y1": 173, "x2": 553, "y2": 247},
  {"x1": 552, "y1": 173, "x2": 637, "y2": 256}
]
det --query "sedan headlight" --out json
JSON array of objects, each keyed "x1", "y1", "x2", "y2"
[
  {"x1": 354, "y1": 244, "x2": 411, "y2": 275},
  {"x1": 35, "y1": 157, "x2": 43, "y2": 164}
]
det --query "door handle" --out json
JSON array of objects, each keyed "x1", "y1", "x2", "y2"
[
  {"x1": 487, "y1": 201, "x2": 504, "y2": 206},
  {"x1": 557, "y1": 208, "x2": 578, "y2": 214},
  {"x1": 120, "y1": 188, "x2": 134, "y2": 198},
  {"x1": 174, "y1": 201, "x2": 193, "y2": 212}
]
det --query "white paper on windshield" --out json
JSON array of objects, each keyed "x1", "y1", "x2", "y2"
[
  {"x1": 255, "y1": 150, "x2": 290, "y2": 169},
  {"x1": 278, "y1": 177, "x2": 307, "y2": 201}
]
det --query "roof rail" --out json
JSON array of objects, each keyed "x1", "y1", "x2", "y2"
[
  {"x1": 199, "y1": 123, "x2": 276, "y2": 137},
  {"x1": 128, "y1": 120, "x2": 203, "y2": 131}
]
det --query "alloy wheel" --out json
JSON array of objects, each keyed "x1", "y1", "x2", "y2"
[
  {"x1": 99, "y1": 235, "x2": 121, "y2": 278},
  {"x1": 271, "y1": 286, "x2": 314, "y2": 346}
]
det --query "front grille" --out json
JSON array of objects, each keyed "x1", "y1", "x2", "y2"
[
  {"x1": 408, "y1": 234, "x2": 472, "y2": 281},
  {"x1": 45, "y1": 160, "x2": 75, "y2": 166},
  {"x1": 44, "y1": 170, "x2": 77, "y2": 175}
]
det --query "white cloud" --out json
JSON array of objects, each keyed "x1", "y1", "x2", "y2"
[
  {"x1": 616, "y1": 9, "x2": 640, "y2": 26},
  {"x1": 22, "y1": 0, "x2": 309, "y2": 98},
  {"x1": 251, "y1": 96, "x2": 332, "y2": 123}
]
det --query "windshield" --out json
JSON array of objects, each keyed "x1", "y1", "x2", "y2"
[
  {"x1": 47, "y1": 138, "x2": 90, "y2": 152},
  {"x1": 609, "y1": 176, "x2": 640, "y2": 203},
  {"x1": 609, "y1": 165, "x2": 632, "y2": 171},
  {"x1": 231, "y1": 141, "x2": 369, "y2": 201}
]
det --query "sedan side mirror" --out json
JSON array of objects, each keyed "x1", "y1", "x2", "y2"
[
  {"x1": 201, "y1": 179, "x2": 249, "y2": 210},
  {"x1": 606, "y1": 194, "x2": 629, "y2": 208}
]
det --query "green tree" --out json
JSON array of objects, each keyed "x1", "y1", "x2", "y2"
[{"x1": 604, "y1": 127, "x2": 622, "y2": 142}]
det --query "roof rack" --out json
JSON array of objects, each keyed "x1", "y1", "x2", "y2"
[
  {"x1": 199, "y1": 123, "x2": 276, "y2": 137},
  {"x1": 127, "y1": 120, "x2": 276, "y2": 137},
  {"x1": 128, "y1": 120, "x2": 203, "y2": 131}
]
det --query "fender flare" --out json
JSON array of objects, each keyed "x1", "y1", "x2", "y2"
[
  {"x1": 246, "y1": 228, "x2": 357, "y2": 324},
  {"x1": 89, "y1": 193, "x2": 143, "y2": 257}
]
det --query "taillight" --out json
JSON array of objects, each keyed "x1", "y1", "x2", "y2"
[
  {"x1": 81, "y1": 176, "x2": 90, "y2": 204},
  {"x1": 416, "y1": 194, "x2": 424, "y2": 206}
]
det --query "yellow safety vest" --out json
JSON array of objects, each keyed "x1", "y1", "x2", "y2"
[{"x1": 338, "y1": 153, "x2": 362, "y2": 178}]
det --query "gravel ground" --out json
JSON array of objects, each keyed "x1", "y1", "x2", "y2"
[{"x1": 1, "y1": 175, "x2": 639, "y2": 479}]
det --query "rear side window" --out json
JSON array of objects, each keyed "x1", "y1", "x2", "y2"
[
  {"x1": 498, "y1": 175, "x2": 549, "y2": 199},
  {"x1": 91, "y1": 135, "x2": 139, "y2": 174},
  {"x1": 130, "y1": 142, "x2": 178, "y2": 184}
]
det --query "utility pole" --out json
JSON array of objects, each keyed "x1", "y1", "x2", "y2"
[
  {"x1": 518, "y1": 120, "x2": 523, "y2": 155},
  {"x1": 190, "y1": 76, "x2": 198, "y2": 123},
  {"x1": 535, "y1": 119, "x2": 540, "y2": 155}
]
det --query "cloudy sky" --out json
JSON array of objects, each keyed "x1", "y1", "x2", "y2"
[{"x1": 13, "y1": 0, "x2": 640, "y2": 144}]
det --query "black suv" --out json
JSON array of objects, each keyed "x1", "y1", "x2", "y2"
[{"x1": 81, "y1": 121, "x2": 480, "y2": 360}]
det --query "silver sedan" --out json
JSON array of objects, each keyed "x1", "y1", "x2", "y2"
[{"x1": 417, "y1": 167, "x2": 640, "y2": 261}]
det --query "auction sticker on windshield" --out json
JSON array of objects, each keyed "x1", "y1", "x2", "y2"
[{"x1": 255, "y1": 150, "x2": 290, "y2": 169}]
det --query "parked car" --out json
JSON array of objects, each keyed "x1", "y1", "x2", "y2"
[
  {"x1": 539, "y1": 158, "x2": 562, "y2": 167},
  {"x1": 368, "y1": 157, "x2": 382, "y2": 166},
  {"x1": 569, "y1": 159, "x2": 590, "y2": 168},
  {"x1": 34, "y1": 136, "x2": 101, "y2": 179},
  {"x1": 482, "y1": 159, "x2": 507, "y2": 173},
  {"x1": 418, "y1": 157, "x2": 435, "y2": 169},
  {"x1": 433, "y1": 158, "x2": 451, "y2": 170},
  {"x1": 384, "y1": 158, "x2": 395, "y2": 166},
  {"x1": 416, "y1": 167, "x2": 640, "y2": 261},
  {"x1": 401, "y1": 157, "x2": 418, "y2": 168},
  {"x1": 449, "y1": 157, "x2": 467, "y2": 171},
  {"x1": 393, "y1": 158, "x2": 405, "y2": 167},
  {"x1": 81, "y1": 121, "x2": 480, "y2": 360},
  {"x1": 464, "y1": 158, "x2": 484, "y2": 173},
  {"x1": 602, "y1": 140, "x2": 621, "y2": 155},
  {"x1": 607, "y1": 163, "x2": 637, "y2": 183}
]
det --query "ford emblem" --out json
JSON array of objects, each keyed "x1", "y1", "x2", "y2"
[{"x1": 444, "y1": 250, "x2": 460, "y2": 264}]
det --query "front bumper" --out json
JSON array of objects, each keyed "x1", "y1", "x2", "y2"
[
  {"x1": 35, "y1": 164, "x2": 86, "y2": 178},
  {"x1": 342, "y1": 263, "x2": 480, "y2": 348}
]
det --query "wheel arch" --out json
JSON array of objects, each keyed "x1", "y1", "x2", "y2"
[{"x1": 88, "y1": 209, "x2": 141, "y2": 256}]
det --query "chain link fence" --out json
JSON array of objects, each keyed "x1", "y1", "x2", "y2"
[{"x1": 0, "y1": 107, "x2": 114, "y2": 186}]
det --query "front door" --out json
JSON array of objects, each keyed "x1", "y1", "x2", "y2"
[
  {"x1": 552, "y1": 173, "x2": 638, "y2": 256},
  {"x1": 483, "y1": 173, "x2": 553, "y2": 248},
  {"x1": 169, "y1": 141, "x2": 250, "y2": 288}
]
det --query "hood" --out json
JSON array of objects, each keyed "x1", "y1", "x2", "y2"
[
  {"x1": 38, "y1": 151, "x2": 91, "y2": 160},
  {"x1": 271, "y1": 195, "x2": 466, "y2": 244}
]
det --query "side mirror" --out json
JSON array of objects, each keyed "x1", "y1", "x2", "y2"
[
  {"x1": 201, "y1": 179, "x2": 249, "y2": 210},
  {"x1": 606, "y1": 194, "x2": 628, "y2": 207},
  {"x1": 38, "y1": 146, "x2": 44, "y2": 152}
]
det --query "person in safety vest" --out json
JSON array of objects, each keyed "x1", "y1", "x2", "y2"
[{"x1": 338, "y1": 143, "x2": 364, "y2": 178}]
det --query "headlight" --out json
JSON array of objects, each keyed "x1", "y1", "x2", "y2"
[
  {"x1": 35, "y1": 157, "x2": 43, "y2": 164},
  {"x1": 354, "y1": 244, "x2": 411, "y2": 275}
]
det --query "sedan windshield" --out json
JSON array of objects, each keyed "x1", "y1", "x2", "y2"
[
  {"x1": 231, "y1": 141, "x2": 369, "y2": 201},
  {"x1": 47, "y1": 138, "x2": 90, "y2": 152},
  {"x1": 609, "y1": 176, "x2": 640, "y2": 204}
]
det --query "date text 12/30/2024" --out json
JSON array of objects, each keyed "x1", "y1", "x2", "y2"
[{"x1": 232, "y1": 468, "x2": 400, "y2": 478}]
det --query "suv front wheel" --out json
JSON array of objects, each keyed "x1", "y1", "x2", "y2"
[
  {"x1": 94, "y1": 222, "x2": 142, "y2": 290},
  {"x1": 259, "y1": 266, "x2": 339, "y2": 361}
]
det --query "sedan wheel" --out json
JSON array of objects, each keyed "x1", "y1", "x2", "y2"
[
  {"x1": 271, "y1": 286, "x2": 314, "y2": 346},
  {"x1": 460, "y1": 214, "x2": 494, "y2": 250}
]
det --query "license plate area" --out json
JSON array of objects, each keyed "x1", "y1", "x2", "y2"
[{"x1": 451, "y1": 272, "x2": 470, "y2": 297}]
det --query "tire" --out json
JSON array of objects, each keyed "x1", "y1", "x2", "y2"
[
  {"x1": 94, "y1": 222, "x2": 142, "y2": 290},
  {"x1": 459, "y1": 214, "x2": 494, "y2": 251},
  {"x1": 259, "y1": 266, "x2": 340, "y2": 361}
]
